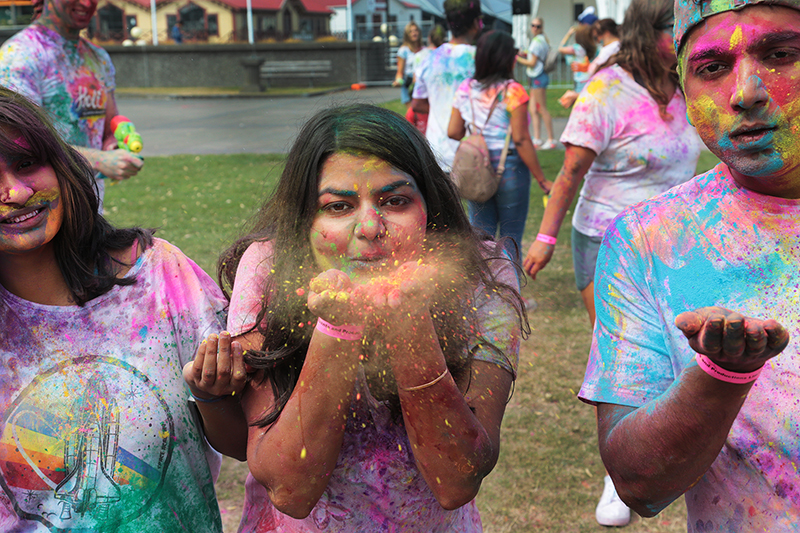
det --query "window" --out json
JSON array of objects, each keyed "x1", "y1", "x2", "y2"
[
  {"x1": 97, "y1": 4, "x2": 124, "y2": 40},
  {"x1": 126, "y1": 15, "x2": 137, "y2": 32},
  {"x1": 179, "y1": 3, "x2": 205, "y2": 34},
  {"x1": 207, "y1": 14, "x2": 218, "y2": 36},
  {"x1": 167, "y1": 13, "x2": 177, "y2": 34}
]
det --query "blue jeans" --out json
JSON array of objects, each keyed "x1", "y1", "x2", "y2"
[{"x1": 467, "y1": 150, "x2": 531, "y2": 261}]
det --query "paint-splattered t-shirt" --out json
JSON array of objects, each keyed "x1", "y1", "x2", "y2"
[
  {"x1": 228, "y1": 240, "x2": 520, "y2": 532},
  {"x1": 0, "y1": 24, "x2": 115, "y2": 203},
  {"x1": 453, "y1": 79, "x2": 528, "y2": 151},
  {"x1": 413, "y1": 43, "x2": 475, "y2": 172},
  {"x1": 0, "y1": 239, "x2": 226, "y2": 533},
  {"x1": 561, "y1": 64, "x2": 702, "y2": 238},
  {"x1": 0, "y1": 24, "x2": 113, "y2": 151},
  {"x1": 580, "y1": 164, "x2": 800, "y2": 531}
]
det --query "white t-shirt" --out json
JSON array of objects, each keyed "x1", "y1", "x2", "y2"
[
  {"x1": 525, "y1": 35, "x2": 548, "y2": 78},
  {"x1": 560, "y1": 64, "x2": 703, "y2": 238},
  {"x1": 585, "y1": 40, "x2": 620, "y2": 78},
  {"x1": 0, "y1": 239, "x2": 227, "y2": 532},
  {"x1": 413, "y1": 43, "x2": 476, "y2": 172}
]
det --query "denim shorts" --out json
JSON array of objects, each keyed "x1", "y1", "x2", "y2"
[
  {"x1": 529, "y1": 72, "x2": 550, "y2": 89},
  {"x1": 571, "y1": 227, "x2": 603, "y2": 291}
]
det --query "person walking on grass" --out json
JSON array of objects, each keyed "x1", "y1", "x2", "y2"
[
  {"x1": 523, "y1": 0, "x2": 703, "y2": 525},
  {"x1": 516, "y1": 17, "x2": 556, "y2": 150},
  {"x1": 449, "y1": 30, "x2": 552, "y2": 261},
  {"x1": 393, "y1": 21, "x2": 423, "y2": 110},
  {"x1": 412, "y1": 0, "x2": 483, "y2": 172}
]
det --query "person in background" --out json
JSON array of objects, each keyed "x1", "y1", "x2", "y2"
[
  {"x1": 393, "y1": 21, "x2": 423, "y2": 110},
  {"x1": 0, "y1": 0, "x2": 144, "y2": 212},
  {"x1": 516, "y1": 17, "x2": 556, "y2": 150},
  {"x1": 586, "y1": 18, "x2": 620, "y2": 78},
  {"x1": 407, "y1": 24, "x2": 446, "y2": 134},
  {"x1": 580, "y1": 0, "x2": 800, "y2": 529},
  {"x1": 449, "y1": 30, "x2": 551, "y2": 260},
  {"x1": 412, "y1": 0, "x2": 483, "y2": 173},
  {"x1": 184, "y1": 104, "x2": 527, "y2": 532},
  {"x1": 523, "y1": 0, "x2": 703, "y2": 525},
  {"x1": 0, "y1": 87, "x2": 225, "y2": 533},
  {"x1": 171, "y1": 20, "x2": 183, "y2": 44},
  {"x1": 558, "y1": 24, "x2": 597, "y2": 94},
  {"x1": 560, "y1": 18, "x2": 621, "y2": 109}
]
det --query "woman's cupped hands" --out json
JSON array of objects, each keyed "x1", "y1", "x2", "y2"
[{"x1": 307, "y1": 260, "x2": 445, "y2": 328}]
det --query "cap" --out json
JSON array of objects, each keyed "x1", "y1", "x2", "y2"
[
  {"x1": 675, "y1": 0, "x2": 800, "y2": 54},
  {"x1": 577, "y1": 6, "x2": 599, "y2": 25}
]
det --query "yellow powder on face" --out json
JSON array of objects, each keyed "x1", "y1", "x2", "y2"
[{"x1": 729, "y1": 25, "x2": 743, "y2": 50}]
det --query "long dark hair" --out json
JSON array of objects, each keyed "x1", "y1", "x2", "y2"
[
  {"x1": 603, "y1": 0, "x2": 677, "y2": 120},
  {"x1": 474, "y1": 30, "x2": 516, "y2": 89},
  {"x1": 574, "y1": 24, "x2": 597, "y2": 60},
  {"x1": 219, "y1": 104, "x2": 528, "y2": 427},
  {"x1": 0, "y1": 88, "x2": 152, "y2": 305}
]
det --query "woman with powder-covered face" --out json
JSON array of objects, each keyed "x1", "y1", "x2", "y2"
[
  {"x1": 0, "y1": 88, "x2": 226, "y2": 532},
  {"x1": 184, "y1": 104, "x2": 528, "y2": 532}
]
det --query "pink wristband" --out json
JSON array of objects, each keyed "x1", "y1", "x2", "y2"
[
  {"x1": 536, "y1": 233, "x2": 557, "y2": 245},
  {"x1": 695, "y1": 353, "x2": 763, "y2": 384},
  {"x1": 315, "y1": 318, "x2": 364, "y2": 341}
]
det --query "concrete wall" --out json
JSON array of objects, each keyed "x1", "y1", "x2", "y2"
[{"x1": 106, "y1": 41, "x2": 393, "y2": 88}]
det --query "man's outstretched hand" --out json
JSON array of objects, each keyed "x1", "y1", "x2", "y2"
[{"x1": 675, "y1": 306, "x2": 789, "y2": 373}]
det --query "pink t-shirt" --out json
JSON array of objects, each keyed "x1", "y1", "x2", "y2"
[{"x1": 228, "y1": 241, "x2": 520, "y2": 532}]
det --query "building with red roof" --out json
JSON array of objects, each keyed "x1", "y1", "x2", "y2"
[{"x1": 89, "y1": 0, "x2": 333, "y2": 43}]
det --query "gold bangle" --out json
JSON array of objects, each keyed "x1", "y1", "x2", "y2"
[{"x1": 401, "y1": 368, "x2": 449, "y2": 392}]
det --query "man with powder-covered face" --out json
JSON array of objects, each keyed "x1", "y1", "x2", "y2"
[{"x1": 577, "y1": 0, "x2": 800, "y2": 529}]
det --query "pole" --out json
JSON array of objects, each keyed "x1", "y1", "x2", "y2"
[
  {"x1": 150, "y1": 0, "x2": 158, "y2": 45},
  {"x1": 247, "y1": 0, "x2": 254, "y2": 44},
  {"x1": 346, "y1": 0, "x2": 353, "y2": 42}
]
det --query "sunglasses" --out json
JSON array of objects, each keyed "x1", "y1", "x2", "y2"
[{"x1": 531, "y1": 24, "x2": 542, "y2": 28}]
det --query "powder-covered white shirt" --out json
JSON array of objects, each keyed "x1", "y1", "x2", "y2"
[{"x1": 560, "y1": 64, "x2": 702, "y2": 238}]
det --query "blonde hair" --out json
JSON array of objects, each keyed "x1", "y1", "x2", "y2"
[{"x1": 402, "y1": 21, "x2": 423, "y2": 50}]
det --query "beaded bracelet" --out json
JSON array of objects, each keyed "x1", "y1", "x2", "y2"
[
  {"x1": 316, "y1": 318, "x2": 364, "y2": 341},
  {"x1": 695, "y1": 353, "x2": 763, "y2": 384}
]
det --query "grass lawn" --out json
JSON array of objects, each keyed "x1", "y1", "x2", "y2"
[{"x1": 105, "y1": 150, "x2": 720, "y2": 532}]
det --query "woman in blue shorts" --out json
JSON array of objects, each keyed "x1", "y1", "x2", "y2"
[{"x1": 516, "y1": 17, "x2": 556, "y2": 149}]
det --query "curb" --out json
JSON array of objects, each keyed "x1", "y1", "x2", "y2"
[{"x1": 116, "y1": 85, "x2": 353, "y2": 99}]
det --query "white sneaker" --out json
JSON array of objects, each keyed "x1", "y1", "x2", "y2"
[
  {"x1": 533, "y1": 138, "x2": 543, "y2": 147},
  {"x1": 596, "y1": 475, "x2": 631, "y2": 527},
  {"x1": 539, "y1": 139, "x2": 558, "y2": 150}
]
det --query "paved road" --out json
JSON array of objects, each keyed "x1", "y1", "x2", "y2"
[{"x1": 118, "y1": 87, "x2": 568, "y2": 156}]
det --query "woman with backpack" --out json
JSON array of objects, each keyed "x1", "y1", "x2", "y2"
[
  {"x1": 448, "y1": 30, "x2": 551, "y2": 261},
  {"x1": 516, "y1": 18, "x2": 556, "y2": 150}
]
